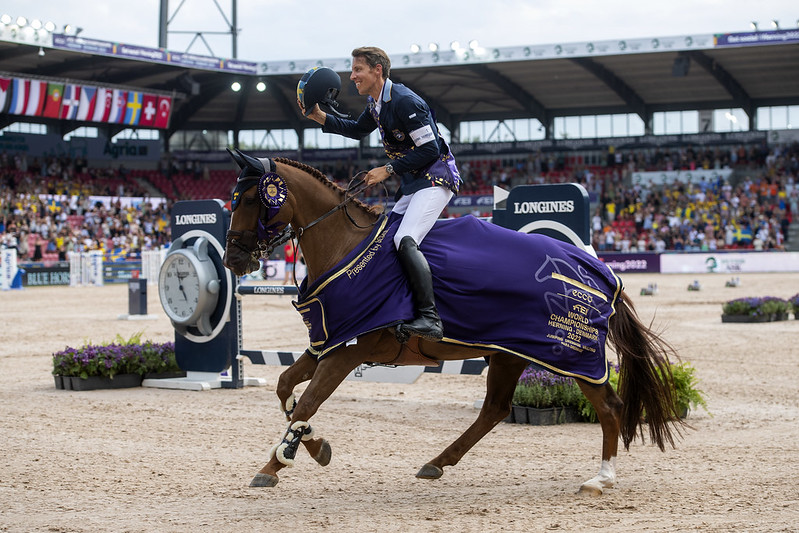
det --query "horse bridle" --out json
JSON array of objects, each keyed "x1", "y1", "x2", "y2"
[{"x1": 226, "y1": 170, "x2": 383, "y2": 266}]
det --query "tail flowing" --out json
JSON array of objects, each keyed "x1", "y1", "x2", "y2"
[{"x1": 608, "y1": 290, "x2": 684, "y2": 451}]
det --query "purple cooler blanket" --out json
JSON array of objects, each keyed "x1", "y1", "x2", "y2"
[{"x1": 293, "y1": 214, "x2": 622, "y2": 384}]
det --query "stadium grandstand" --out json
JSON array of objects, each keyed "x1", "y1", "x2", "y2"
[{"x1": 1, "y1": 14, "x2": 798, "y2": 285}]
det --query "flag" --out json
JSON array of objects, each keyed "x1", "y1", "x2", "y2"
[
  {"x1": 139, "y1": 93, "x2": 158, "y2": 127},
  {"x1": 42, "y1": 83, "x2": 65, "y2": 118},
  {"x1": 24, "y1": 80, "x2": 47, "y2": 116},
  {"x1": 123, "y1": 91, "x2": 142, "y2": 125},
  {"x1": 108, "y1": 89, "x2": 127, "y2": 123},
  {"x1": 0, "y1": 78, "x2": 10, "y2": 113},
  {"x1": 8, "y1": 79, "x2": 28, "y2": 115},
  {"x1": 59, "y1": 85, "x2": 81, "y2": 120},
  {"x1": 92, "y1": 88, "x2": 113, "y2": 122},
  {"x1": 154, "y1": 96, "x2": 172, "y2": 129},
  {"x1": 76, "y1": 86, "x2": 97, "y2": 121},
  {"x1": 733, "y1": 225, "x2": 753, "y2": 243}
]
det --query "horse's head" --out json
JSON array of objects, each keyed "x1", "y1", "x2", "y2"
[{"x1": 223, "y1": 148, "x2": 293, "y2": 276}]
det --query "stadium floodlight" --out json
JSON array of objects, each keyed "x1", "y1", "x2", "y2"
[
  {"x1": 450, "y1": 41, "x2": 461, "y2": 51},
  {"x1": 231, "y1": 81, "x2": 242, "y2": 92},
  {"x1": 44, "y1": 21, "x2": 55, "y2": 32},
  {"x1": 30, "y1": 19, "x2": 42, "y2": 30},
  {"x1": 468, "y1": 39, "x2": 479, "y2": 51},
  {"x1": 16, "y1": 16, "x2": 27, "y2": 27},
  {"x1": 750, "y1": 21, "x2": 758, "y2": 31},
  {"x1": 428, "y1": 42, "x2": 439, "y2": 52},
  {"x1": 410, "y1": 43, "x2": 421, "y2": 54},
  {"x1": 0, "y1": 14, "x2": 12, "y2": 25},
  {"x1": 771, "y1": 20, "x2": 779, "y2": 30},
  {"x1": 256, "y1": 81, "x2": 266, "y2": 92},
  {"x1": 62, "y1": 24, "x2": 82, "y2": 36}
]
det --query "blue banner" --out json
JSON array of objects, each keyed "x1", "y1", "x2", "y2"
[
  {"x1": 51, "y1": 34, "x2": 258, "y2": 75},
  {"x1": 714, "y1": 29, "x2": 799, "y2": 47}
]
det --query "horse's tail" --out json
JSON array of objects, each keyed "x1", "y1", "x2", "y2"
[{"x1": 608, "y1": 289, "x2": 684, "y2": 451}]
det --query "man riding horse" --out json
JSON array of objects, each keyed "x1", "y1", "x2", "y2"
[{"x1": 297, "y1": 46, "x2": 461, "y2": 343}]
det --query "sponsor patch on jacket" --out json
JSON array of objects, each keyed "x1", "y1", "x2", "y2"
[
  {"x1": 410, "y1": 124, "x2": 435, "y2": 146},
  {"x1": 392, "y1": 129, "x2": 406, "y2": 141}
]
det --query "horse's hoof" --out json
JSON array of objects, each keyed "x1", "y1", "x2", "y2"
[
  {"x1": 313, "y1": 439, "x2": 332, "y2": 467},
  {"x1": 250, "y1": 473, "x2": 279, "y2": 487},
  {"x1": 415, "y1": 463, "x2": 443, "y2": 479},
  {"x1": 577, "y1": 482, "x2": 603, "y2": 496}
]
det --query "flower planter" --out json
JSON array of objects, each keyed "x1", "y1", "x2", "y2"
[
  {"x1": 507, "y1": 406, "x2": 581, "y2": 425},
  {"x1": 143, "y1": 370, "x2": 187, "y2": 380},
  {"x1": 525, "y1": 407, "x2": 559, "y2": 425},
  {"x1": 512, "y1": 405, "x2": 529, "y2": 424},
  {"x1": 721, "y1": 314, "x2": 771, "y2": 323},
  {"x1": 55, "y1": 373, "x2": 143, "y2": 391},
  {"x1": 560, "y1": 406, "x2": 581, "y2": 424}
]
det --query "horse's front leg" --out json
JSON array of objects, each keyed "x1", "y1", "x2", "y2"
[
  {"x1": 576, "y1": 380, "x2": 622, "y2": 495},
  {"x1": 273, "y1": 351, "x2": 331, "y2": 468},
  {"x1": 250, "y1": 346, "x2": 367, "y2": 488},
  {"x1": 417, "y1": 353, "x2": 528, "y2": 479}
]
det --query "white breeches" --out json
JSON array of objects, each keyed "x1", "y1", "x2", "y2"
[{"x1": 392, "y1": 186, "x2": 454, "y2": 249}]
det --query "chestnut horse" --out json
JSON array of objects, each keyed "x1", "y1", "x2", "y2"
[{"x1": 222, "y1": 149, "x2": 683, "y2": 494}]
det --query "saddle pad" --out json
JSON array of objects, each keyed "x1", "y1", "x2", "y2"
[{"x1": 294, "y1": 214, "x2": 621, "y2": 384}]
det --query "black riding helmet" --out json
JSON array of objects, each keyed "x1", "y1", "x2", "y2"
[{"x1": 297, "y1": 66, "x2": 348, "y2": 118}]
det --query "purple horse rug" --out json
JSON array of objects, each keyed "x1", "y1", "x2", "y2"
[{"x1": 293, "y1": 214, "x2": 622, "y2": 384}]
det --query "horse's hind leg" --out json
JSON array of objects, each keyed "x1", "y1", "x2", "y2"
[
  {"x1": 417, "y1": 353, "x2": 528, "y2": 479},
  {"x1": 576, "y1": 380, "x2": 622, "y2": 495},
  {"x1": 275, "y1": 353, "x2": 330, "y2": 466}
]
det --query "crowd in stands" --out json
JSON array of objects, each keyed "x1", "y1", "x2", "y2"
[
  {"x1": 1, "y1": 154, "x2": 172, "y2": 263},
  {"x1": 1, "y1": 141, "x2": 797, "y2": 263}
]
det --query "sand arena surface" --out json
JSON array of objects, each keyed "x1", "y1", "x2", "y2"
[{"x1": 0, "y1": 272, "x2": 798, "y2": 532}]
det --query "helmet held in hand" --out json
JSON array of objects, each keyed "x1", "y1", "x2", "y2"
[{"x1": 297, "y1": 66, "x2": 345, "y2": 117}]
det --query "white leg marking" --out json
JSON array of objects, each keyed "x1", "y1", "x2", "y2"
[{"x1": 581, "y1": 457, "x2": 616, "y2": 492}]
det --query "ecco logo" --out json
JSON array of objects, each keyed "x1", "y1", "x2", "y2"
[{"x1": 571, "y1": 289, "x2": 593, "y2": 303}]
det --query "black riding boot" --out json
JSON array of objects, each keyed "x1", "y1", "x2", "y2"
[{"x1": 396, "y1": 236, "x2": 443, "y2": 342}]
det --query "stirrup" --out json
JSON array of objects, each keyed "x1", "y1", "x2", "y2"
[{"x1": 396, "y1": 321, "x2": 443, "y2": 343}]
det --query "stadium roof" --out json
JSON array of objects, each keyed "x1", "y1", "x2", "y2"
[{"x1": 1, "y1": 29, "x2": 798, "y2": 141}]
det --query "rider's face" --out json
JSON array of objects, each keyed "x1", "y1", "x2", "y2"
[{"x1": 350, "y1": 57, "x2": 383, "y2": 99}]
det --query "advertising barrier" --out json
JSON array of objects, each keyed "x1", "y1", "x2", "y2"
[{"x1": 660, "y1": 251, "x2": 799, "y2": 274}]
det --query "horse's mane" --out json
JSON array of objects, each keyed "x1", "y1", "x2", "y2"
[{"x1": 275, "y1": 157, "x2": 382, "y2": 217}]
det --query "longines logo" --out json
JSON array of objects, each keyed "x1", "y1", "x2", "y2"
[
  {"x1": 513, "y1": 200, "x2": 574, "y2": 214},
  {"x1": 175, "y1": 213, "x2": 217, "y2": 225}
]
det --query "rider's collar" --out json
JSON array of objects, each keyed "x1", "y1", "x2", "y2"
[{"x1": 372, "y1": 79, "x2": 393, "y2": 114}]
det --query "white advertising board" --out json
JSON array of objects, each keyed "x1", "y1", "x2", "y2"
[{"x1": 661, "y1": 252, "x2": 799, "y2": 274}]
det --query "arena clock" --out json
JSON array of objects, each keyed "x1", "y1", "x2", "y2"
[{"x1": 158, "y1": 236, "x2": 221, "y2": 336}]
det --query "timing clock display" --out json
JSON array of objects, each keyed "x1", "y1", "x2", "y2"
[{"x1": 158, "y1": 236, "x2": 220, "y2": 336}]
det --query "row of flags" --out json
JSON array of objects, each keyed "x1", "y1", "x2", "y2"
[{"x1": 0, "y1": 77, "x2": 172, "y2": 129}]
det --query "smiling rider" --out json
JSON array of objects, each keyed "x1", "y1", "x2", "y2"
[{"x1": 298, "y1": 46, "x2": 461, "y2": 343}]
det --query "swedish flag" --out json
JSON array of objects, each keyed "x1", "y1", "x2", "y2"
[{"x1": 732, "y1": 224, "x2": 753, "y2": 243}]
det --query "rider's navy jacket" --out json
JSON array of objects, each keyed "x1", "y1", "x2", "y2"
[{"x1": 322, "y1": 79, "x2": 460, "y2": 197}]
